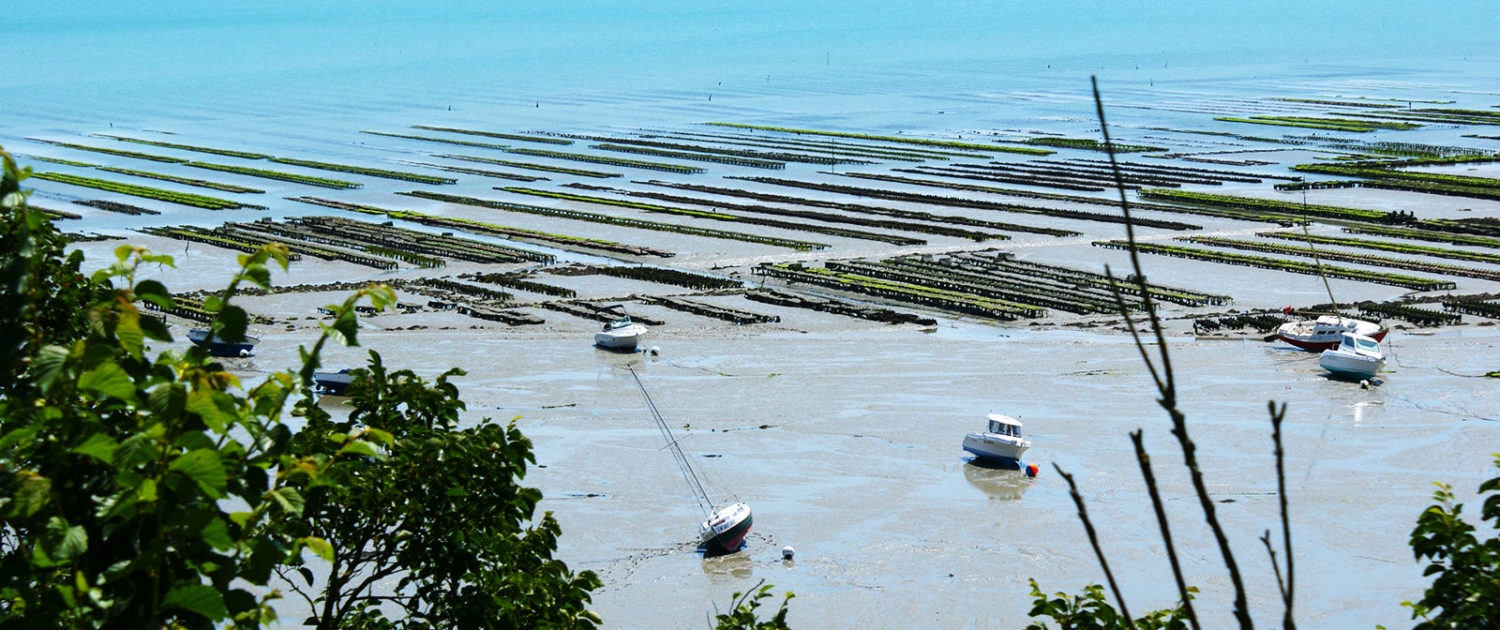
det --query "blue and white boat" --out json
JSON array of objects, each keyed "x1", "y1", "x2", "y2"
[
  {"x1": 313, "y1": 369, "x2": 357, "y2": 396},
  {"x1": 1319, "y1": 332, "x2": 1384, "y2": 380},
  {"x1": 962, "y1": 413, "x2": 1031, "y2": 465}
]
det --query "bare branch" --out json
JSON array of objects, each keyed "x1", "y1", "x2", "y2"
[
  {"x1": 1092, "y1": 75, "x2": 1253, "y2": 629},
  {"x1": 1131, "y1": 430, "x2": 1201, "y2": 630},
  {"x1": 1269, "y1": 401, "x2": 1296, "y2": 629},
  {"x1": 1055, "y1": 463, "x2": 1137, "y2": 629},
  {"x1": 1106, "y1": 266, "x2": 1166, "y2": 393}
]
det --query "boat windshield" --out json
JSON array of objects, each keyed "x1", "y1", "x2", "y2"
[
  {"x1": 1354, "y1": 337, "x2": 1380, "y2": 353},
  {"x1": 604, "y1": 316, "x2": 631, "y2": 330},
  {"x1": 988, "y1": 420, "x2": 1019, "y2": 437}
]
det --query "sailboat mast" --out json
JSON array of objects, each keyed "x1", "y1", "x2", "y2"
[
  {"x1": 628, "y1": 366, "x2": 714, "y2": 514},
  {"x1": 1301, "y1": 195, "x2": 1343, "y2": 320}
]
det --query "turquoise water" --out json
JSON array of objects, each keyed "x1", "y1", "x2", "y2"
[{"x1": 8, "y1": 1, "x2": 1499, "y2": 132}]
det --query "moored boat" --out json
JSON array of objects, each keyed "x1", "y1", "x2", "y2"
[
  {"x1": 699, "y1": 501, "x2": 754, "y2": 555},
  {"x1": 595, "y1": 315, "x2": 648, "y2": 350},
  {"x1": 962, "y1": 413, "x2": 1031, "y2": 465},
  {"x1": 1275, "y1": 315, "x2": 1387, "y2": 351},
  {"x1": 628, "y1": 366, "x2": 753, "y2": 555},
  {"x1": 188, "y1": 328, "x2": 260, "y2": 357},
  {"x1": 312, "y1": 369, "x2": 357, "y2": 396},
  {"x1": 1319, "y1": 332, "x2": 1385, "y2": 379}
]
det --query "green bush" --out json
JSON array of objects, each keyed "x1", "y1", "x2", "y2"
[{"x1": 0, "y1": 146, "x2": 599, "y2": 628}]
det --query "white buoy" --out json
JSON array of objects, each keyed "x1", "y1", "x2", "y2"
[
  {"x1": 648, "y1": 346, "x2": 661, "y2": 357},
  {"x1": 782, "y1": 545, "x2": 795, "y2": 560},
  {"x1": 239, "y1": 349, "x2": 250, "y2": 358},
  {"x1": 1360, "y1": 379, "x2": 1371, "y2": 389}
]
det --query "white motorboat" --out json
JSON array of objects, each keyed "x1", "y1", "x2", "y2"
[
  {"x1": 1275, "y1": 315, "x2": 1387, "y2": 351},
  {"x1": 1319, "y1": 332, "x2": 1385, "y2": 379},
  {"x1": 628, "y1": 366, "x2": 752, "y2": 555},
  {"x1": 962, "y1": 413, "x2": 1031, "y2": 465},
  {"x1": 595, "y1": 315, "x2": 648, "y2": 350}
]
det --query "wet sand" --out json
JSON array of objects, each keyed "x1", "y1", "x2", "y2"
[{"x1": 165, "y1": 285, "x2": 1499, "y2": 628}]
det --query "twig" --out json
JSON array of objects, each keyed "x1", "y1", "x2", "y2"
[
  {"x1": 1131, "y1": 430, "x2": 1201, "y2": 630},
  {"x1": 1260, "y1": 531, "x2": 1287, "y2": 606},
  {"x1": 1055, "y1": 464, "x2": 1135, "y2": 629},
  {"x1": 1269, "y1": 401, "x2": 1296, "y2": 629},
  {"x1": 1092, "y1": 75, "x2": 1253, "y2": 629}
]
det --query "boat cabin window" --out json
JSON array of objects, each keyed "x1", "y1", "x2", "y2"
[
  {"x1": 988, "y1": 420, "x2": 1019, "y2": 437},
  {"x1": 1354, "y1": 337, "x2": 1380, "y2": 353}
]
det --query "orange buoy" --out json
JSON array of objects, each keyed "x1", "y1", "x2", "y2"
[{"x1": 1026, "y1": 463, "x2": 1039, "y2": 477}]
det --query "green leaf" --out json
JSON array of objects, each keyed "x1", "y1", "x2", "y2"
[
  {"x1": 0, "y1": 425, "x2": 41, "y2": 451},
  {"x1": 13, "y1": 473, "x2": 53, "y2": 517},
  {"x1": 140, "y1": 252, "x2": 175, "y2": 268},
  {"x1": 364, "y1": 427, "x2": 394, "y2": 446},
  {"x1": 174, "y1": 430, "x2": 215, "y2": 452},
  {"x1": 186, "y1": 390, "x2": 228, "y2": 433},
  {"x1": 217, "y1": 305, "x2": 249, "y2": 343},
  {"x1": 44, "y1": 517, "x2": 88, "y2": 563},
  {"x1": 330, "y1": 309, "x2": 358, "y2": 346},
  {"x1": 300, "y1": 536, "x2": 334, "y2": 562},
  {"x1": 268, "y1": 487, "x2": 306, "y2": 515},
  {"x1": 202, "y1": 295, "x2": 223, "y2": 313},
  {"x1": 201, "y1": 518, "x2": 233, "y2": 552},
  {"x1": 367, "y1": 285, "x2": 397, "y2": 311},
  {"x1": 33, "y1": 345, "x2": 70, "y2": 392},
  {"x1": 78, "y1": 361, "x2": 138, "y2": 403},
  {"x1": 149, "y1": 383, "x2": 188, "y2": 421},
  {"x1": 268, "y1": 246, "x2": 291, "y2": 271},
  {"x1": 133, "y1": 279, "x2": 173, "y2": 310},
  {"x1": 70, "y1": 433, "x2": 119, "y2": 464},
  {"x1": 137, "y1": 477, "x2": 157, "y2": 503},
  {"x1": 168, "y1": 449, "x2": 227, "y2": 498},
  {"x1": 243, "y1": 264, "x2": 272, "y2": 290},
  {"x1": 162, "y1": 583, "x2": 229, "y2": 621},
  {"x1": 114, "y1": 431, "x2": 161, "y2": 469},
  {"x1": 140, "y1": 313, "x2": 172, "y2": 342},
  {"x1": 336, "y1": 440, "x2": 379, "y2": 458},
  {"x1": 115, "y1": 309, "x2": 145, "y2": 356}
]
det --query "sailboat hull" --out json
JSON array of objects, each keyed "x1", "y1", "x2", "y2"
[
  {"x1": 699, "y1": 502, "x2": 753, "y2": 554},
  {"x1": 1274, "y1": 317, "x2": 1386, "y2": 351}
]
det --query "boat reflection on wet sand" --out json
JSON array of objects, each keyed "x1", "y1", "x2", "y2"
[{"x1": 962, "y1": 460, "x2": 1034, "y2": 501}]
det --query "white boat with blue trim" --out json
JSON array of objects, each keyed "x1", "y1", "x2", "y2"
[
  {"x1": 962, "y1": 413, "x2": 1031, "y2": 465},
  {"x1": 1319, "y1": 332, "x2": 1384, "y2": 379}
]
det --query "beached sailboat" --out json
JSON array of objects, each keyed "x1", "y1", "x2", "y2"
[
  {"x1": 1275, "y1": 315, "x2": 1388, "y2": 351},
  {"x1": 1273, "y1": 221, "x2": 1387, "y2": 351},
  {"x1": 627, "y1": 365, "x2": 752, "y2": 555}
]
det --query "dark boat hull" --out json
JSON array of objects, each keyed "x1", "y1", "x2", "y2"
[
  {"x1": 188, "y1": 329, "x2": 260, "y2": 357},
  {"x1": 312, "y1": 370, "x2": 356, "y2": 395}
]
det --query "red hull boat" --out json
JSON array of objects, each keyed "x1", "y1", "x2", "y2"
[{"x1": 1275, "y1": 315, "x2": 1387, "y2": 351}]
